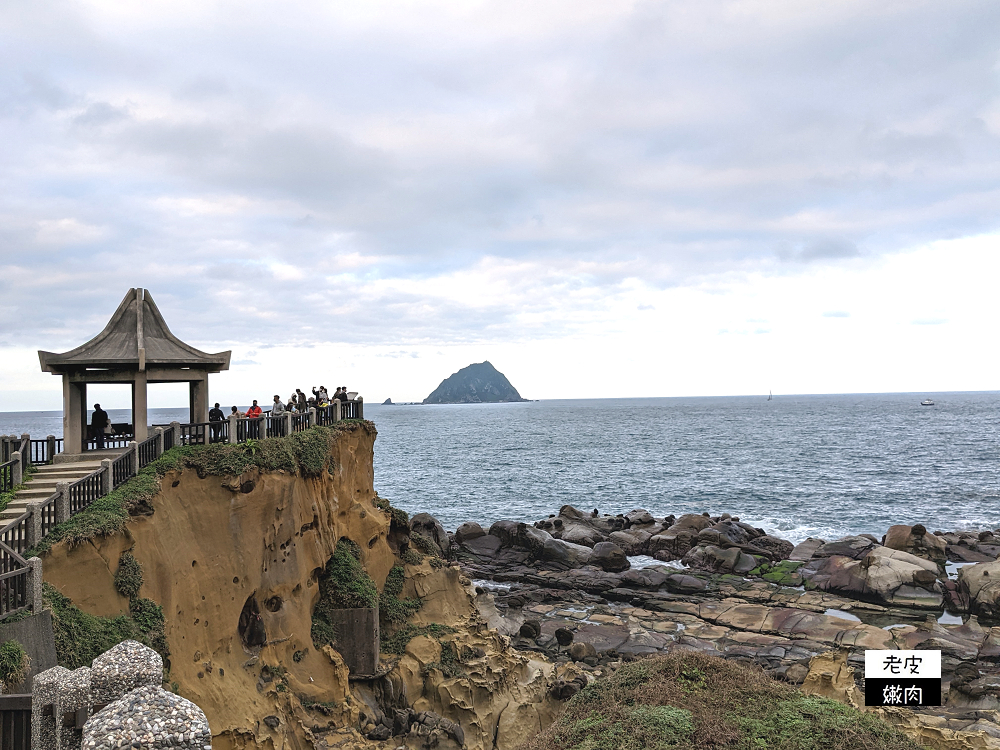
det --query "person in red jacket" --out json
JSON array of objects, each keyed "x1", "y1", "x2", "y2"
[{"x1": 246, "y1": 400, "x2": 263, "y2": 439}]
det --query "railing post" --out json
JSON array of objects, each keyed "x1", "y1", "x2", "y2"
[
  {"x1": 28, "y1": 557, "x2": 43, "y2": 613},
  {"x1": 357, "y1": 397, "x2": 364, "y2": 419},
  {"x1": 55, "y1": 482, "x2": 70, "y2": 523},
  {"x1": 228, "y1": 415, "x2": 239, "y2": 444},
  {"x1": 170, "y1": 421, "x2": 181, "y2": 447},
  {"x1": 101, "y1": 459, "x2": 113, "y2": 495},
  {"x1": 155, "y1": 427, "x2": 164, "y2": 457},
  {"x1": 308, "y1": 407, "x2": 317, "y2": 428},
  {"x1": 284, "y1": 412, "x2": 292, "y2": 435},
  {"x1": 26, "y1": 503, "x2": 41, "y2": 550},
  {"x1": 47, "y1": 434, "x2": 56, "y2": 463},
  {"x1": 11, "y1": 453, "x2": 22, "y2": 486},
  {"x1": 128, "y1": 440, "x2": 139, "y2": 476},
  {"x1": 333, "y1": 400, "x2": 341, "y2": 422},
  {"x1": 20, "y1": 433, "x2": 30, "y2": 468}
]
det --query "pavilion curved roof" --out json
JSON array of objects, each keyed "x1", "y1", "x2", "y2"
[{"x1": 38, "y1": 288, "x2": 231, "y2": 373}]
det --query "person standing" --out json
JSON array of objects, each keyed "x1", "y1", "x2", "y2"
[
  {"x1": 92, "y1": 403, "x2": 109, "y2": 450},
  {"x1": 271, "y1": 395, "x2": 285, "y2": 415},
  {"x1": 296, "y1": 389, "x2": 308, "y2": 412},
  {"x1": 246, "y1": 399, "x2": 263, "y2": 438},
  {"x1": 336, "y1": 387, "x2": 348, "y2": 402},
  {"x1": 209, "y1": 402, "x2": 225, "y2": 443}
]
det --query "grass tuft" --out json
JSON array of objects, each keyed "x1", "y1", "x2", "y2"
[
  {"x1": 311, "y1": 539, "x2": 379, "y2": 649},
  {"x1": 0, "y1": 640, "x2": 29, "y2": 689},
  {"x1": 43, "y1": 583, "x2": 167, "y2": 670},
  {"x1": 379, "y1": 565, "x2": 422, "y2": 628},
  {"x1": 523, "y1": 652, "x2": 921, "y2": 750},
  {"x1": 114, "y1": 551, "x2": 143, "y2": 599}
]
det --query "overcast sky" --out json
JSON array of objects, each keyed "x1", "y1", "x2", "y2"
[{"x1": 2, "y1": 0, "x2": 999, "y2": 409}]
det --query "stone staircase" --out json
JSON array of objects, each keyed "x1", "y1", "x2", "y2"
[{"x1": 0, "y1": 461, "x2": 105, "y2": 523}]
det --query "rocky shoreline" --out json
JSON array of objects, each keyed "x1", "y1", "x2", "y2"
[{"x1": 406, "y1": 505, "x2": 1000, "y2": 746}]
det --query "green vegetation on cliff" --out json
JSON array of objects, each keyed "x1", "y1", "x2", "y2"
[
  {"x1": 311, "y1": 539, "x2": 379, "y2": 648},
  {"x1": 29, "y1": 422, "x2": 376, "y2": 556},
  {"x1": 523, "y1": 653, "x2": 920, "y2": 750},
  {"x1": 43, "y1": 583, "x2": 167, "y2": 670}
]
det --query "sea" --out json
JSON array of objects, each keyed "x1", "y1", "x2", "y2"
[{"x1": 2, "y1": 393, "x2": 998, "y2": 545}]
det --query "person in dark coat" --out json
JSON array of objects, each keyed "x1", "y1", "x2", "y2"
[
  {"x1": 92, "y1": 403, "x2": 109, "y2": 450},
  {"x1": 209, "y1": 402, "x2": 225, "y2": 443}
]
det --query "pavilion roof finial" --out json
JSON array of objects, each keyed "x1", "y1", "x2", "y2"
[{"x1": 38, "y1": 288, "x2": 231, "y2": 373}]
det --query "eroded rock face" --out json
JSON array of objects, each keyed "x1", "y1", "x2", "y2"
[
  {"x1": 42, "y1": 424, "x2": 393, "y2": 750},
  {"x1": 959, "y1": 561, "x2": 1000, "y2": 618},
  {"x1": 884, "y1": 524, "x2": 948, "y2": 568},
  {"x1": 801, "y1": 546, "x2": 944, "y2": 608}
]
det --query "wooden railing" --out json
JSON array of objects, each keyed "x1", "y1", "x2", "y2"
[
  {"x1": 0, "y1": 538, "x2": 31, "y2": 621},
  {"x1": 137, "y1": 434, "x2": 159, "y2": 468},
  {"x1": 179, "y1": 422, "x2": 209, "y2": 446},
  {"x1": 69, "y1": 471, "x2": 103, "y2": 515},
  {"x1": 338, "y1": 400, "x2": 361, "y2": 420},
  {"x1": 0, "y1": 693, "x2": 32, "y2": 750},
  {"x1": 266, "y1": 415, "x2": 286, "y2": 438},
  {"x1": 0, "y1": 460, "x2": 14, "y2": 495},
  {"x1": 111, "y1": 450, "x2": 134, "y2": 490},
  {"x1": 38, "y1": 497, "x2": 58, "y2": 539}
]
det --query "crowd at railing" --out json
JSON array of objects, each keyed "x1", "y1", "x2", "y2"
[{"x1": 0, "y1": 394, "x2": 364, "y2": 621}]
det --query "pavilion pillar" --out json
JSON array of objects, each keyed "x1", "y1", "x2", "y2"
[
  {"x1": 190, "y1": 374, "x2": 209, "y2": 424},
  {"x1": 132, "y1": 371, "x2": 148, "y2": 442},
  {"x1": 63, "y1": 375, "x2": 86, "y2": 455}
]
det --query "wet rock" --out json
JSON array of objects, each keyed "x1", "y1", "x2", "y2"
[
  {"x1": 555, "y1": 628, "x2": 574, "y2": 646},
  {"x1": 802, "y1": 546, "x2": 944, "y2": 608},
  {"x1": 648, "y1": 514, "x2": 714, "y2": 560},
  {"x1": 591, "y1": 542, "x2": 630, "y2": 572},
  {"x1": 789, "y1": 537, "x2": 826, "y2": 562},
  {"x1": 813, "y1": 535, "x2": 877, "y2": 560},
  {"x1": 665, "y1": 574, "x2": 707, "y2": 593},
  {"x1": 455, "y1": 521, "x2": 486, "y2": 544},
  {"x1": 884, "y1": 524, "x2": 947, "y2": 568},
  {"x1": 609, "y1": 528, "x2": 653, "y2": 555},
  {"x1": 959, "y1": 561, "x2": 1000, "y2": 618},
  {"x1": 750, "y1": 535, "x2": 795, "y2": 562},
  {"x1": 625, "y1": 509, "x2": 655, "y2": 526},
  {"x1": 461, "y1": 534, "x2": 502, "y2": 559},
  {"x1": 519, "y1": 620, "x2": 541, "y2": 639},
  {"x1": 682, "y1": 544, "x2": 758, "y2": 575},
  {"x1": 541, "y1": 538, "x2": 593, "y2": 569},
  {"x1": 621, "y1": 568, "x2": 668, "y2": 588}
]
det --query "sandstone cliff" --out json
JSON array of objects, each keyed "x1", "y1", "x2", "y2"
[{"x1": 38, "y1": 423, "x2": 570, "y2": 750}]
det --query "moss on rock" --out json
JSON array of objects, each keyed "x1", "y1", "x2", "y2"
[
  {"x1": 43, "y1": 583, "x2": 167, "y2": 670},
  {"x1": 311, "y1": 539, "x2": 379, "y2": 649}
]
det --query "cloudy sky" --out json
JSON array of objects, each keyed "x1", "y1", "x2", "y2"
[{"x1": 2, "y1": 0, "x2": 999, "y2": 409}]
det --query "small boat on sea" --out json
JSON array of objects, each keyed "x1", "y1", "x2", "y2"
[{"x1": 920, "y1": 399, "x2": 935, "y2": 406}]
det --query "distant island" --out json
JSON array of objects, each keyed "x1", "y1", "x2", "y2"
[{"x1": 423, "y1": 361, "x2": 528, "y2": 404}]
